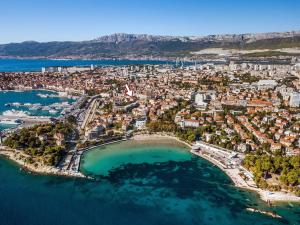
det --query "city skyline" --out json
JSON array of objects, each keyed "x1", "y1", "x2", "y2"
[{"x1": 0, "y1": 0, "x2": 300, "y2": 44}]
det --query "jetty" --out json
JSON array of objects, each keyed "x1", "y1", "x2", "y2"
[
  {"x1": 0, "y1": 115, "x2": 50, "y2": 135},
  {"x1": 58, "y1": 137, "x2": 128, "y2": 175},
  {"x1": 246, "y1": 208, "x2": 282, "y2": 219}
]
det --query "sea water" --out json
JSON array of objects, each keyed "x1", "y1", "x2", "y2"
[
  {"x1": 0, "y1": 140, "x2": 298, "y2": 225},
  {"x1": 0, "y1": 59, "x2": 177, "y2": 72}
]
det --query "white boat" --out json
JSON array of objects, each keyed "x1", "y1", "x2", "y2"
[
  {"x1": 58, "y1": 92, "x2": 68, "y2": 98},
  {"x1": 61, "y1": 102, "x2": 70, "y2": 106},
  {"x1": 0, "y1": 119, "x2": 23, "y2": 125},
  {"x1": 11, "y1": 102, "x2": 22, "y2": 107},
  {"x1": 29, "y1": 105, "x2": 42, "y2": 110},
  {"x1": 42, "y1": 106, "x2": 51, "y2": 111},
  {"x1": 2, "y1": 110, "x2": 30, "y2": 117},
  {"x1": 37, "y1": 93, "x2": 49, "y2": 98},
  {"x1": 37, "y1": 93, "x2": 59, "y2": 98},
  {"x1": 49, "y1": 109, "x2": 58, "y2": 114}
]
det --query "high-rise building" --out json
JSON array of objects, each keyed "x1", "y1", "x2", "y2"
[
  {"x1": 289, "y1": 92, "x2": 300, "y2": 107},
  {"x1": 195, "y1": 93, "x2": 207, "y2": 108}
]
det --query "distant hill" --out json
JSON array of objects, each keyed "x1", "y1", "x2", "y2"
[{"x1": 0, "y1": 31, "x2": 300, "y2": 59}]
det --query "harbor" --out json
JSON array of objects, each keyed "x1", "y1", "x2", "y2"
[{"x1": 0, "y1": 89, "x2": 79, "y2": 131}]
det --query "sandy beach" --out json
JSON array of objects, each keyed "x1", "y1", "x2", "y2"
[{"x1": 133, "y1": 133, "x2": 193, "y2": 148}]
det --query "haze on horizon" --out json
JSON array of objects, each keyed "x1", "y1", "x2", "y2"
[{"x1": 0, "y1": 0, "x2": 299, "y2": 44}]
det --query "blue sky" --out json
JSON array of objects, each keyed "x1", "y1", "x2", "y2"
[{"x1": 0, "y1": 0, "x2": 299, "y2": 43}]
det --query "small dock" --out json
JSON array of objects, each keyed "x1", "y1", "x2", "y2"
[
  {"x1": 57, "y1": 137, "x2": 128, "y2": 175},
  {"x1": 58, "y1": 151, "x2": 83, "y2": 174}
]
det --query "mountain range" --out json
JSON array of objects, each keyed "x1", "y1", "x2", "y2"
[{"x1": 0, "y1": 31, "x2": 300, "y2": 59}]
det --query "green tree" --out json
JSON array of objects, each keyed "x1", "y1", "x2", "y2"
[{"x1": 287, "y1": 170, "x2": 299, "y2": 186}]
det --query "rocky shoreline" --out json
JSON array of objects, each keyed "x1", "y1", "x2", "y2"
[{"x1": 0, "y1": 147, "x2": 85, "y2": 178}]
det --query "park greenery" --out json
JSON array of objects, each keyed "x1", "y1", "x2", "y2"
[
  {"x1": 86, "y1": 89, "x2": 100, "y2": 96},
  {"x1": 234, "y1": 72, "x2": 260, "y2": 83},
  {"x1": 103, "y1": 102, "x2": 113, "y2": 113},
  {"x1": 243, "y1": 153, "x2": 300, "y2": 196},
  {"x1": 3, "y1": 122, "x2": 74, "y2": 166},
  {"x1": 197, "y1": 75, "x2": 230, "y2": 87}
]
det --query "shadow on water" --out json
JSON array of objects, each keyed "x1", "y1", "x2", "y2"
[
  {"x1": 78, "y1": 156, "x2": 292, "y2": 225},
  {"x1": 0, "y1": 152, "x2": 295, "y2": 225},
  {"x1": 114, "y1": 161, "x2": 241, "y2": 202}
]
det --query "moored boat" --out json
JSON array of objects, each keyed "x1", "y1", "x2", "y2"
[{"x1": 0, "y1": 118, "x2": 23, "y2": 125}]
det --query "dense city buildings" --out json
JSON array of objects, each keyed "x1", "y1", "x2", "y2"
[
  {"x1": 1, "y1": 62, "x2": 300, "y2": 150},
  {"x1": 1, "y1": 59, "x2": 300, "y2": 197}
]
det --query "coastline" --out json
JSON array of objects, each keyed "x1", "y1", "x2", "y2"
[
  {"x1": 132, "y1": 134, "x2": 300, "y2": 203},
  {"x1": 0, "y1": 87, "x2": 80, "y2": 98},
  {"x1": 0, "y1": 147, "x2": 85, "y2": 178},
  {"x1": 190, "y1": 149, "x2": 300, "y2": 203},
  {"x1": 0, "y1": 132, "x2": 299, "y2": 203},
  {"x1": 132, "y1": 133, "x2": 193, "y2": 148},
  {"x1": 0, "y1": 135, "x2": 185, "y2": 180}
]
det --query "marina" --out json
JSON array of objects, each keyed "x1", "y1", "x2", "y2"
[
  {"x1": 0, "y1": 90, "x2": 77, "y2": 131},
  {"x1": 0, "y1": 118, "x2": 23, "y2": 125}
]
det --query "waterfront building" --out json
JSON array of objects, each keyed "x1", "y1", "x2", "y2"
[{"x1": 135, "y1": 117, "x2": 147, "y2": 130}]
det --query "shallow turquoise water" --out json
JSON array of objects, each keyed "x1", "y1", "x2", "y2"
[
  {"x1": 81, "y1": 140, "x2": 191, "y2": 176},
  {"x1": 80, "y1": 141, "x2": 300, "y2": 225},
  {"x1": 0, "y1": 140, "x2": 299, "y2": 224}
]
